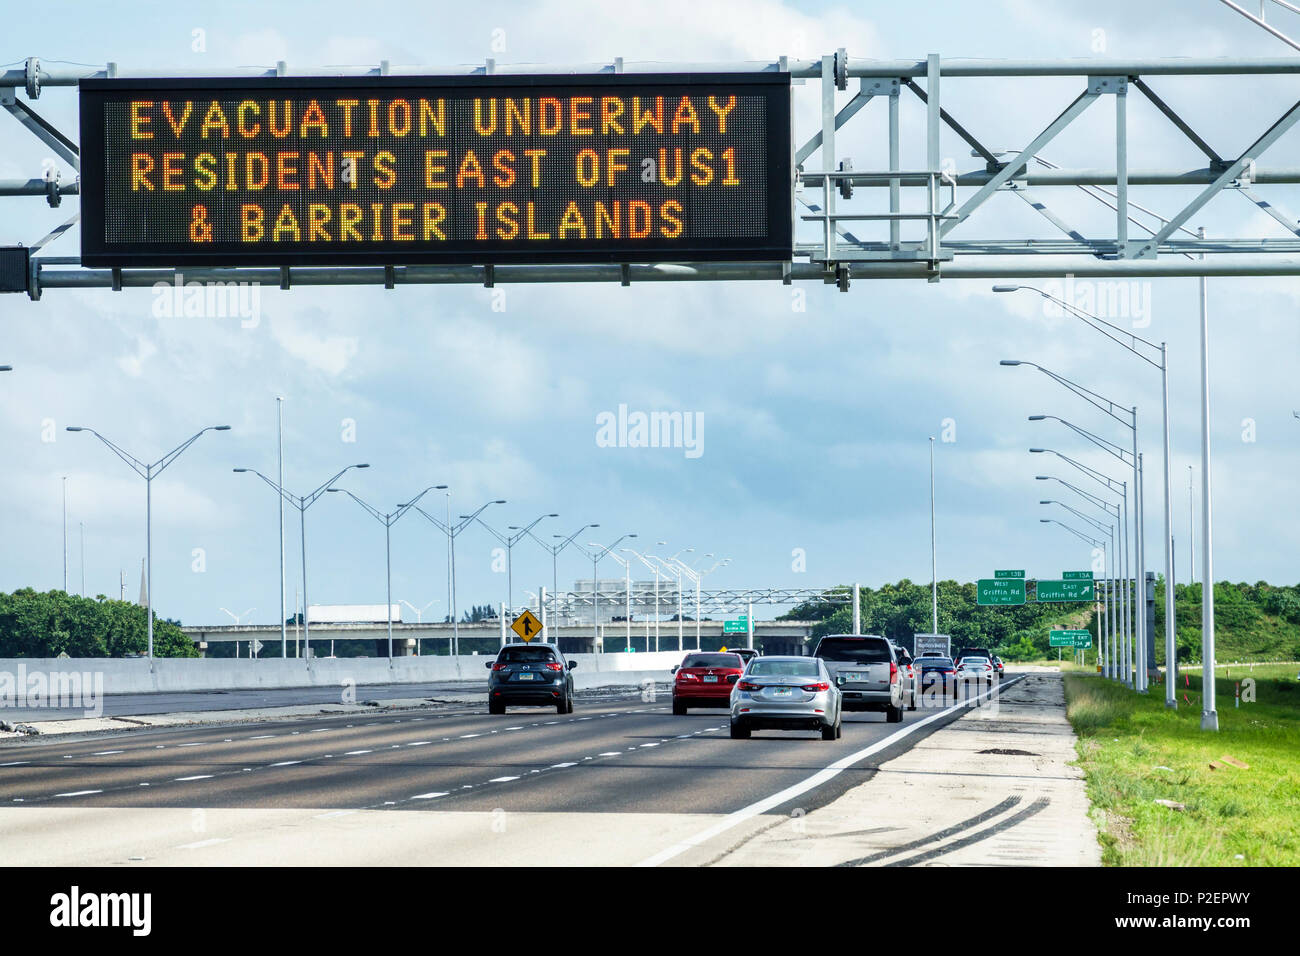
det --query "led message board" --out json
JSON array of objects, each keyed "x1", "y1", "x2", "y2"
[{"x1": 79, "y1": 74, "x2": 792, "y2": 267}]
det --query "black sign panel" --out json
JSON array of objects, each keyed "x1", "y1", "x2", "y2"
[{"x1": 78, "y1": 73, "x2": 792, "y2": 267}]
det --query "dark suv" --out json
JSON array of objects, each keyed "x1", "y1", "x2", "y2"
[{"x1": 486, "y1": 643, "x2": 577, "y2": 714}]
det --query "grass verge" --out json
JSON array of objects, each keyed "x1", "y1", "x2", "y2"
[{"x1": 1062, "y1": 664, "x2": 1300, "y2": 866}]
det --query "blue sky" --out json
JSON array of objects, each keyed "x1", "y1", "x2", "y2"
[{"x1": 2, "y1": 0, "x2": 1298, "y2": 628}]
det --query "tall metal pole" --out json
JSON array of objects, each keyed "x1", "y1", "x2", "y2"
[
  {"x1": 1121, "y1": 486, "x2": 1132, "y2": 687},
  {"x1": 62, "y1": 476, "x2": 68, "y2": 592},
  {"x1": 448, "y1": 493, "x2": 459, "y2": 656},
  {"x1": 385, "y1": 520, "x2": 393, "y2": 659},
  {"x1": 277, "y1": 397, "x2": 286, "y2": 657},
  {"x1": 1198, "y1": 233, "x2": 1219, "y2": 731},
  {"x1": 1131, "y1": 412, "x2": 1146, "y2": 692},
  {"x1": 300, "y1": 505, "x2": 309, "y2": 656},
  {"x1": 930, "y1": 438, "x2": 938, "y2": 632},
  {"x1": 695, "y1": 574, "x2": 702, "y2": 650},
  {"x1": 146, "y1": 470, "x2": 153, "y2": 658},
  {"x1": 1160, "y1": 345, "x2": 1177, "y2": 706},
  {"x1": 1188, "y1": 465, "x2": 1195, "y2": 583},
  {"x1": 1108, "y1": 525, "x2": 1117, "y2": 680},
  {"x1": 1136, "y1": 449, "x2": 1148, "y2": 692}
]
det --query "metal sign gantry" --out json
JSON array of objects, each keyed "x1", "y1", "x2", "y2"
[{"x1": 5, "y1": 51, "x2": 1300, "y2": 298}]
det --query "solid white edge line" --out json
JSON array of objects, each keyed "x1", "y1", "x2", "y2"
[{"x1": 635, "y1": 674, "x2": 1027, "y2": 867}]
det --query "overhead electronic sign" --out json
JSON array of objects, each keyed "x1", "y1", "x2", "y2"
[{"x1": 78, "y1": 73, "x2": 792, "y2": 267}]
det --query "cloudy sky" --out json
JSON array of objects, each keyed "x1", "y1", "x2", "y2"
[{"x1": 2, "y1": 0, "x2": 1298, "y2": 630}]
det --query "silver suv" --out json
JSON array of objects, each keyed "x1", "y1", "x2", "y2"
[{"x1": 813, "y1": 635, "x2": 905, "y2": 722}]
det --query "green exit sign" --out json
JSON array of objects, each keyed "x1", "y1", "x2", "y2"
[
  {"x1": 1062, "y1": 571, "x2": 1094, "y2": 580},
  {"x1": 977, "y1": 578, "x2": 1027, "y2": 605},
  {"x1": 1036, "y1": 579, "x2": 1095, "y2": 602},
  {"x1": 1050, "y1": 629, "x2": 1092, "y2": 648},
  {"x1": 994, "y1": 570, "x2": 1026, "y2": 579},
  {"x1": 723, "y1": 619, "x2": 748, "y2": 634}
]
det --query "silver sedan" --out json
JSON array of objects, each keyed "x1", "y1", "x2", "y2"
[{"x1": 730, "y1": 656, "x2": 842, "y2": 740}]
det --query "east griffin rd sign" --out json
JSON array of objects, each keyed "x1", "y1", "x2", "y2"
[{"x1": 1036, "y1": 579, "x2": 1095, "y2": 602}]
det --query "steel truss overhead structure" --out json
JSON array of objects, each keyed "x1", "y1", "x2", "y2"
[
  {"x1": 5, "y1": 52, "x2": 1300, "y2": 298},
  {"x1": 545, "y1": 585, "x2": 852, "y2": 619}
]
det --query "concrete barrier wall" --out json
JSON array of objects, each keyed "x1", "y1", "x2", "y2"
[{"x1": 0, "y1": 649, "x2": 688, "y2": 697}]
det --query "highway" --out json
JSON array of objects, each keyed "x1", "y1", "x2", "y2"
[{"x1": 0, "y1": 677, "x2": 1022, "y2": 865}]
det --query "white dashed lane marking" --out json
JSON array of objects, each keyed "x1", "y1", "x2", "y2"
[
  {"x1": 174, "y1": 775, "x2": 213, "y2": 782},
  {"x1": 55, "y1": 790, "x2": 101, "y2": 797},
  {"x1": 176, "y1": 838, "x2": 228, "y2": 850}
]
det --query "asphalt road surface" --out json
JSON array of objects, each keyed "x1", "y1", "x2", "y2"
[{"x1": 0, "y1": 677, "x2": 1020, "y2": 865}]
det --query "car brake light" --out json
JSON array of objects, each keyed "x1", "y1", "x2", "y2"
[
  {"x1": 801, "y1": 682, "x2": 830, "y2": 692},
  {"x1": 677, "y1": 671, "x2": 699, "y2": 681},
  {"x1": 737, "y1": 680, "x2": 760, "y2": 691},
  {"x1": 889, "y1": 662, "x2": 898, "y2": 682},
  {"x1": 492, "y1": 662, "x2": 508, "y2": 671},
  {"x1": 544, "y1": 662, "x2": 563, "y2": 671}
]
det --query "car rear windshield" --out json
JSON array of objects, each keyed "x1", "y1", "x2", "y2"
[
  {"x1": 920, "y1": 657, "x2": 954, "y2": 667},
  {"x1": 681, "y1": 653, "x2": 742, "y2": 669},
  {"x1": 815, "y1": 638, "x2": 892, "y2": 662},
  {"x1": 498, "y1": 647, "x2": 559, "y2": 664},
  {"x1": 748, "y1": 660, "x2": 821, "y2": 678}
]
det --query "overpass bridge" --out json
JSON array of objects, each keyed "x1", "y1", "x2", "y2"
[{"x1": 181, "y1": 619, "x2": 822, "y2": 658}]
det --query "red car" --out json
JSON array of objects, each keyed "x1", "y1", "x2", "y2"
[{"x1": 671, "y1": 652, "x2": 745, "y2": 714}]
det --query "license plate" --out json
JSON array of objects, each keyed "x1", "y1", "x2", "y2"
[
  {"x1": 846, "y1": 673, "x2": 867, "y2": 683},
  {"x1": 703, "y1": 675, "x2": 718, "y2": 683},
  {"x1": 774, "y1": 687, "x2": 793, "y2": 697},
  {"x1": 517, "y1": 672, "x2": 535, "y2": 681}
]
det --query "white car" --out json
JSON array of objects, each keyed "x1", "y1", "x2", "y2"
[{"x1": 956, "y1": 655, "x2": 995, "y2": 696}]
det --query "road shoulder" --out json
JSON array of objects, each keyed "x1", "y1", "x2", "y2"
[{"x1": 702, "y1": 671, "x2": 1102, "y2": 867}]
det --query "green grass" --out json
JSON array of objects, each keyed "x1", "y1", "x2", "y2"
[{"x1": 1063, "y1": 665, "x2": 1300, "y2": 866}]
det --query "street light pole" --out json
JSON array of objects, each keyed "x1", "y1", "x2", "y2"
[
  {"x1": 1011, "y1": 359, "x2": 1143, "y2": 687},
  {"x1": 234, "y1": 462, "x2": 370, "y2": 657},
  {"x1": 997, "y1": 284, "x2": 1178, "y2": 698},
  {"x1": 1031, "y1": 449, "x2": 1133, "y2": 685},
  {"x1": 409, "y1": 497, "x2": 506, "y2": 656},
  {"x1": 327, "y1": 485, "x2": 444, "y2": 659},
  {"x1": 62, "y1": 476, "x2": 68, "y2": 592},
  {"x1": 525, "y1": 524, "x2": 600, "y2": 628},
  {"x1": 478, "y1": 513, "x2": 558, "y2": 617},
  {"x1": 276, "y1": 396, "x2": 286, "y2": 657},
  {"x1": 580, "y1": 534, "x2": 637, "y2": 652},
  {"x1": 929, "y1": 436, "x2": 938, "y2": 634},
  {"x1": 70, "y1": 424, "x2": 232, "y2": 658},
  {"x1": 1198, "y1": 237, "x2": 1219, "y2": 731}
]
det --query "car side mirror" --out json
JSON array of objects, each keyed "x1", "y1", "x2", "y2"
[
  {"x1": 568, "y1": 661, "x2": 578, "y2": 670},
  {"x1": 670, "y1": 665, "x2": 678, "y2": 673},
  {"x1": 485, "y1": 661, "x2": 494, "y2": 669}
]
